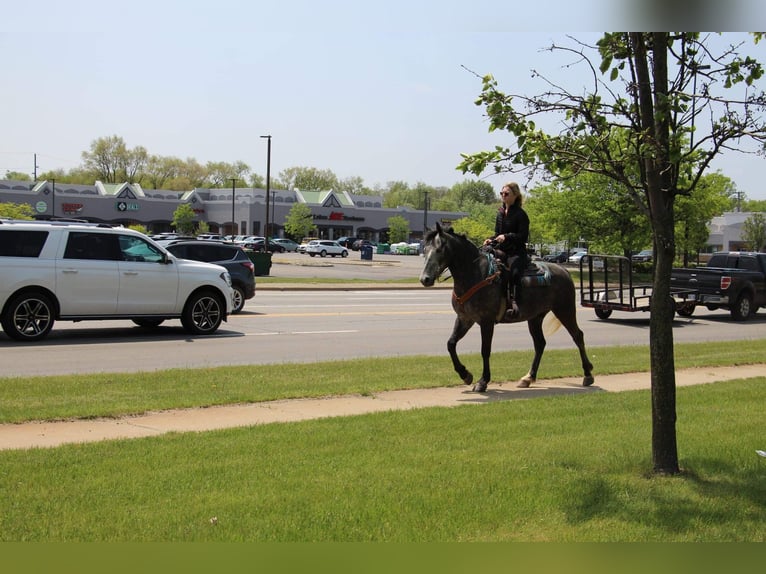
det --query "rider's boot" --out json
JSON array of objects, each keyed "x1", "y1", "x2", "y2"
[{"x1": 503, "y1": 283, "x2": 519, "y2": 322}]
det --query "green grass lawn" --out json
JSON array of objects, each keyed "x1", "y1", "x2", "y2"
[
  {"x1": 1, "y1": 376, "x2": 763, "y2": 541},
  {"x1": 0, "y1": 339, "x2": 765, "y2": 542},
  {"x1": 1, "y1": 339, "x2": 765, "y2": 424}
]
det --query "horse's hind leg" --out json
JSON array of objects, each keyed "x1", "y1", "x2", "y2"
[
  {"x1": 555, "y1": 307, "x2": 595, "y2": 386},
  {"x1": 447, "y1": 316, "x2": 475, "y2": 386},
  {"x1": 518, "y1": 315, "x2": 546, "y2": 388}
]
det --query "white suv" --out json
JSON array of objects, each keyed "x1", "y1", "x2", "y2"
[
  {"x1": 0, "y1": 220, "x2": 234, "y2": 341},
  {"x1": 305, "y1": 240, "x2": 348, "y2": 258}
]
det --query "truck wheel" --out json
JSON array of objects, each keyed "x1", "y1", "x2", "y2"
[
  {"x1": 731, "y1": 293, "x2": 752, "y2": 321},
  {"x1": 676, "y1": 303, "x2": 696, "y2": 317},
  {"x1": 181, "y1": 290, "x2": 224, "y2": 335},
  {"x1": 1, "y1": 291, "x2": 56, "y2": 341},
  {"x1": 595, "y1": 307, "x2": 612, "y2": 320}
]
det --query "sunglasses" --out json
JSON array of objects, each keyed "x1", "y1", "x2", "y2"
[{"x1": 500, "y1": 192, "x2": 511, "y2": 196}]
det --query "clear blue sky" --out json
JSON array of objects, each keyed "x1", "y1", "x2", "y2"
[{"x1": 2, "y1": 1, "x2": 765, "y2": 199}]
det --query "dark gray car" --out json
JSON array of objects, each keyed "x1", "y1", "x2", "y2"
[{"x1": 164, "y1": 240, "x2": 255, "y2": 313}]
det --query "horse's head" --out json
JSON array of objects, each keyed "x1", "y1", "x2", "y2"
[{"x1": 420, "y1": 222, "x2": 458, "y2": 287}]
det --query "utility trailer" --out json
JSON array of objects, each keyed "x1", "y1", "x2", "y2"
[{"x1": 579, "y1": 255, "x2": 698, "y2": 320}]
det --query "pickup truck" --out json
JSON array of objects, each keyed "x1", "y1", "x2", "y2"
[{"x1": 670, "y1": 251, "x2": 766, "y2": 321}]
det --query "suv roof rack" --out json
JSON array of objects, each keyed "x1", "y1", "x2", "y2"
[{"x1": 0, "y1": 218, "x2": 119, "y2": 228}]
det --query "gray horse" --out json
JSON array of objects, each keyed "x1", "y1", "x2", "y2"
[{"x1": 419, "y1": 223, "x2": 594, "y2": 392}]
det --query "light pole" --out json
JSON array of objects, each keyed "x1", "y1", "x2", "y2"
[
  {"x1": 260, "y1": 135, "x2": 271, "y2": 244},
  {"x1": 229, "y1": 178, "x2": 238, "y2": 236},
  {"x1": 271, "y1": 190, "x2": 276, "y2": 238}
]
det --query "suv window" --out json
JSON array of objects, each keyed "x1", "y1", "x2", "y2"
[
  {"x1": 64, "y1": 232, "x2": 121, "y2": 261},
  {"x1": 117, "y1": 234, "x2": 166, "y2": 263},
  {"x1": 186, "y1": 244, "x2": 236, "y2": 262},
  {"x1": 0, "y1": 230, "x2": 48, "y2": 257}
]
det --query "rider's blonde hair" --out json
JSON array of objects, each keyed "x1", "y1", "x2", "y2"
[{"x1": 502, "y1": 182, "x2": 523, "y2": 206}]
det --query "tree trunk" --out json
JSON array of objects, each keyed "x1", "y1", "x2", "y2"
[{"x1": 632, "y1": 32, "x2": 681, "y2": 474}]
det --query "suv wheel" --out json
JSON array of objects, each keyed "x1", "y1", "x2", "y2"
[
  {"x1": 181, "y1": 290, "x2": 225, "y2": 335},
  {"x1": 232, "y1": 285, "x2": 245, "y2": 314},
  {"x1": 1, "y1": 291, "x2": 56, "y2": 341}
]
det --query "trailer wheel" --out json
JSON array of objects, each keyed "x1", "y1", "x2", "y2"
[
  {"x1": 676, "y1": 303, "x2": 696, "y2": 317},
  {"x1": 731, "y1": 293, "x2": 752, "y2": 321},
  {"x1": 595, "y1": 307, "x2": 612, "y2": 320}
]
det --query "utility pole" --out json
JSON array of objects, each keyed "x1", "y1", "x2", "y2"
[
  {"x1": 260, "y1": 135, "x2": 272, "y2": 243},
  {"x1": 230, "y1": 178, "x2": 238, "y2": 236}
]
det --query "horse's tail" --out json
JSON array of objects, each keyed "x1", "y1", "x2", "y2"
[{"x1": 543, "y1": 312, "x2": 562, "y2": 337}]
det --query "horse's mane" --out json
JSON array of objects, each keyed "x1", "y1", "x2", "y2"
[{"x1": 433, "y1": 226, "x2": 480, "y2": 258}]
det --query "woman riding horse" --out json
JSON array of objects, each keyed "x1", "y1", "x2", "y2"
[{"x1": 483, "y1": 182, "x2": 529, "y2": 322}]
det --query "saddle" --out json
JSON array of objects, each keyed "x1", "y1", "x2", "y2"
[{"x1": 483, "y1": 247, "x2": 552, "y2": 288}]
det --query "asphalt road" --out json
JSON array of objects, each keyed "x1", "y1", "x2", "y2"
[{"x1": 2, "y1": 267, "x2": 764, "y2": 378}]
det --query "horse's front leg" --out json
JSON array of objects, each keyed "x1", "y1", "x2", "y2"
[
  {"x1": 447, "y1": 316, "x2": 474, "y2": 386},
  {"x1": 472, "y1": 320, "x2": 496, "y2": 393}
]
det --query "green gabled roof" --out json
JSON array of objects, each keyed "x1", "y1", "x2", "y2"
[{"x1": 297, "y1": 190, "x2": 354, "y2": 207}]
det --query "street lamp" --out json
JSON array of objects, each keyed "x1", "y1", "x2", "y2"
[
  {"x1": 260, "y1": 135, "x2": 271, "y2": 244},
  {"x1": 229, "y1": 178, "x2": 238, "y2": 236},
  {"x1": 271, "y1": 190, "x2": 276, "y2": 238}
]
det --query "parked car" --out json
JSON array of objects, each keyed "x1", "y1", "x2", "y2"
[
  {"x1": 272, "y1": 238, "x2": 300, "y2": 252},
  {"x1": 197, "y1": 234, "x2": 226, "y2": 241},
  {"x1": 543, "y1": 251, "x2": 568, "y2": 263},
  {"x1": 298, "y1": 237, "x2": 318, "y2": 253},
  {"x1": 241, "y1": 238, "x2": 286, "y2": 253},
  {"x1": 567, "y1": 250, "x2": 588, "y2": 263},
  {"x1": 305, "y1": 240, "x2": 349, "y2": 258},
  {"x1": 336, "y1": 236, "x2": 359, "y2": 249},
  {"x1": 632, "y1": 249, "x2": 653, "y2": 263},
  {"x1": 164, "y1": 240, "x2": 255, "y2": 313},
  {"x1": 0, "y1": 220, "x2": 233, "y2": 341}
]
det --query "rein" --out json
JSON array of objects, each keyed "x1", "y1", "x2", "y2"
[{"x1": 452, "y1": 252, "x2": 501, "y2": 307}]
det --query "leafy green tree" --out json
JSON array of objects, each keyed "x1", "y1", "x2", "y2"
[
  {"x1": 459, "y1": 33, "x2": 766, "y2": 475},
  {"x1": 387, "y1": 215, "x2": 410, "y2": 243},
  {"x1": 0, "y1": 202, "x2": 35, "y2": 219},
  {"x1": 280, "y1": 167, "x2": 339, "y2": 191},
  {"x1": 127, "y1": 224, "x2": 148, "y2": 235},
  {"x1": 441, "y1": 179, "x2": 496, "y2": 211},
  {"x1": 741, "y1": 212, "x2": 766, "y2": 251},
  {"x1": 81, "y1": 135, "x2": 148, "y2": 183},
  {"x1": 207, "y1": 161, "x2": 251, "y2": 188},
  {"x1": 675, "y1": 172, "x2": 735, "y2": 264},
  {"x1": 450, "y1": 201, "x2": 496, "y2": 244},
  {"x1": 742, "y1": 198, "x2": 766, "y2": 212},
  {"x1": 4, "y1": 171, "x2": 31, "y2": 181},
  {"x1": 284, "y1": 203, "x2": 316, "y2": 239},
  {"x1": 172, "y1": 203, "x2": 197, "y2": 235}
]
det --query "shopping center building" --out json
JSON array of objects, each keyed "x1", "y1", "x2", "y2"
[{"x1": 0, "y1": 179, "x2": 466, "y2": 243}]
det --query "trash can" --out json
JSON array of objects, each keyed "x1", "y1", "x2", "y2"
[
  {"x1": 360, "y1": 244, "x2": 373, "y2": 261},
  {"x1": 247, "y1": 250, "x2": 272, "y2": 276},
  {"x1": 377, "y1": 243, "x2": 389, "y2": 254}
]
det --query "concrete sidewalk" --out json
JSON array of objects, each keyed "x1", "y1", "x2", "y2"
[{"x1": 1, "y1": 364, "x2": 763, "y2": 451}]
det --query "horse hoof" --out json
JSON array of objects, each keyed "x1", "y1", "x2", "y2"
[
  {"x1": 462, "y1": 373, "x2": 474, "y2": 386},
  {"x1": 583, "y1": 376, "x2": 595, "y2": 387},
  {"x1": 517, "y1": 375, "x2": 534, "y2": 388},
  {"x1": 472, "y1": 380, "x2": 488, "y2": 393}
]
